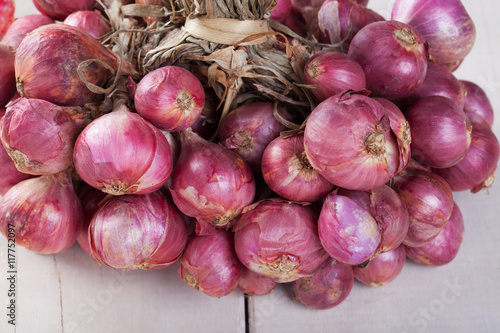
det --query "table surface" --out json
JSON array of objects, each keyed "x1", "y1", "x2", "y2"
[{"x1": 1, "y1": 1, "x2": 499, "y2": 332}]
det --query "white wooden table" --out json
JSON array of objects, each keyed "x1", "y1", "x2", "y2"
[{"x1": 1, "y1": 1, "x2": 499, "y2": 332}]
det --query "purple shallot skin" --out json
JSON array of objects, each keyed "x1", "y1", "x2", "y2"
[
  {"x1": 318, "y1": 193, "x2": 381, "y2": 265},
  {"x1": 353, "y1": 244, "x2": 406, "y2": 287},
  {"x1": 292, "y1": 260, "x2": 354, "y2": 310}
]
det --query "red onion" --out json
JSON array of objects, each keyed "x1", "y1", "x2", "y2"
[
  {"x1": 134, "y1": 66, "x2": 205, "y2": 132},
  {"x1": 76, "y1": 184, "x2": 107, "y2": 256},
  {"x1": 0, "y1": 170, "x2": 83, "y2": 254},
  {"x1": 261, "y1": 133, "x2": 335, "y2": 202},
  {"x1": 234, "y1": 199, "x2": 329, "y2": 283},
  {"x1": 392, "y1": 170, "x2": 453, "y2": 248},
  {"x1": 74, "y1": 107, "x2": 173, "y2": 195},
  {"x1": 391, "y1": 0, "x2": 476, "y2": 71},
  {"x1": 1, "y1": 14, "x2": 54, "y2": 49},
  {"x1": 317, "y1": 0, "x2": 384, "y2": 51},
  {"x1": 353, "y1": 244, "x2": 406, "y2": 287},
  {"x1": 348, "y1": 20, "x2": 428, "y2": 99},
  {"x1": 304, "y1": 91, "x2": 402, "y2": 190},
  {"x1": 402, "y1": 62, "x2": 466, "y2": 109},
  {"x1": 292, "y1": 260, "x2": 354, "y2": 310},
  {"x1": 237, "y1": 267, "x2": 277, "y2": 296},
  {"x1": 15, "y1": 24, "x2": 135, "y2": 107},
  {"x1": 90, "y1": 190, "x2": 187, "y2": 270},
  {"x1": 0, "y1": 0, "x2": 14, "y2": 38},
  {"x1": 1, "y1": 97, "x2": 89, "y2": 175},
  {"x1": 406, "y1": 202, "x2": 464, "y2": 266},
  {"x1": 303, "y1": 51, "x2": 366, "y2": 101},
  {"x1": 406, "y1": 96, "x2": 472, "y2": 168},
  {"x1": 0, "y1": 43, "x2": 15, "y2": 107},
  {"x1": 461, "y1": 80, "x2": 494, "y2": 128},
  {"x1": 178, "y1": 229, "x2": 242, "y2": 297},
  {"x1": 282, "y1": 6, "x2": 306, "y2": 38},
  {"x1": 373, "y1": 97, "x2": 411, "y2": 174},
  {"x1": 219, "y1": 102, "x2": 290, "y2": 173},
  {"x1": 63, "y1": 10, "x2": 110, "y2": 38},
  {"x1": 338, "y1": 185, "x2": 410, "y2": 255},
  {"x1": 318, "y1": 193, "x2": 381, "y2": 265},
  {"x1": 433, "y1": 123, "x2": 499, "y2": 193},
  {"x1": 170, "y1": 129, "x2": 255, "y2": 234},
  {"x1": 33, "y1": 0, "x2": 96, "y2": 21},
  {"x1": 270, "y1": 0, "x2": 292, "y2": 24}
]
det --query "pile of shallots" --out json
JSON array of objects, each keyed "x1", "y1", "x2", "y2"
[{"x1": 0, "y1": 0, "x2": 498, "y2": 310}]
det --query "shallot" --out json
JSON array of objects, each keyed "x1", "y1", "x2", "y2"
[
  {"x1": 433, "y1": 123, "x2": 499, "y2": 193},
  {"x1": 33, "y1": 0, "x2": 96, "y2": 21},
  {"x1": 353, "y1": 244, "x2": 406, "y2": 287},
  {"x1": 90, "y1": 191, "x2": 187, "y2": 270},
  {"x1": 0, "y1": 43, "x2": 15, "y2": 107},
  {"x1": 0, "y1": 170, "x2": 83, "y2": 254},
  {"x1": 292, "y1": 260, "x2": 354, "y2": 310},
  {"x1": 170, "y1": 128, "x2": 255, "y2": 235},
  {"x1": 261, "y1": 133, "x2": 334, "y2": 202},
  {"x1": 392, "y1": 170, "x2": 454, "y2": 248},
  {"x1": 318, "y1": 193, "x2": 381, "y2": 265},
  {"x1": 234, "y1": 199, "x2": 329, "y2": 283},
  {"x1": 237, "y1": 267, "x2": 277, "y2": 296},
  {"x1": 392, "y1": 0, "x2": 475, "y2": 71},
  {"x1": 219, "y1": 102, "x2": 290, "y2": 173},
  {"x1": 348, "y1": 20, "x2": 428, "y2": 99},
  {"x1": 134, "y1": 66, "x2": 205, "y2": 132},
  {"x1": 1, "y1": 14, "x2": 54, "y2": 48},
  {"x1": 73, "y1": 106, "x2": 173, "y2": 195},
  {"x1": 461, "y1": 80, "x2": 494, "y2": 128},
  {"x1": 178, "y1": 229, "x2": 242, "y2": 297},
  {"x1": 405, "y1": 96, "x2": 472, "y2": 168},
  {"x1": 63, "y1": 10, "x2": 111, "y2": 38},
  {"x1": 304, "y1": 91, "x2": 403, "y2": 190},
  {"x1": 303, "y1": 51, "x2": 366, "y2": 101},
  {"x1": 406, "y1": 202, "x2": 465, "y2": 266}
]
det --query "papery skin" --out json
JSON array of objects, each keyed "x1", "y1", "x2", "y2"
[
  {"x1": 170, "y1": 129, "x2": 255, "y2": 234},
  {"x1": 1, "y1": 14, "x2": 54, "y2": 48},
  {"x1": 461, "y1": 80, "x2": 494, "y2": 128},
  {"x1": 134, "y1": 66, "x2": 205, "y2": 132},
  {"x1": 219, "y1": 102, "x2": 290, "y2": 173},
  {"x1": 392, "y1": 170, "x2": 454, "y2": 247},
  {"x1": 304, "y1": 92, "x2": 400, "y2": 190},
  {"x1": 74, "y1": 109, "x2": 173, "y2": 195},
  {"x1": 77, "y1": 184, "x2": 107, "y2": 256},
  {"x1": 348, "y1": 20, "x2": 428, "y2": 99},
  {"x1": 0, "y1": 170, "x2": 83, "y2": 254},
  {"x1": 63, "y1": 10, "x2": 110, "y2": 38},
  {"x1": 0, "y1": 0, "x2": 14, "y2": 38},
  {"x1": 234, "y1": 199, "x2": 329, "y2": 283},
  {"x1": 135, "y1": 0, "x2": 163, "y2": 25},
  {"x1": 237, "y1": 266, "x2": 277, "y2": 296},
  {"x1": 373, "y1": 97, "x2": 411, "y2": 174},
  {"x1": 433, "y1": 123, "x2": 499, "y2": 193},
  {"x1": 406, "y1": 96, "x2": 472, "y2": 168},
  {"x1": 353, "y1": 244, "x2": 406, "y2": 287},
  {"x1": 90, "y1": 191, "x2": 187, "y2": 270},
  {"x1": 318, "y1": 0, "x2": 384, "y2": 51},
  {"x1": 178, "y1": 229, "x2": 242, "y2": 297},
  {"x1": 402, "y1": 62, "x2": 466, "y2": 109},
  {"x1": 318, "y1": 194, "x2": 381, "y2": 265},
  {"x1": 261, "y1": 133, "x2": 334, "y2": 202},
  {"x1": 338, "y1": 185, "x2": 410, "y2": 255},
  {"x1": 406, "y1": 202, "x2": 464, "y2": 266},
  {"x1": 33, "y1": 0, "x2": 96, "y2": 21},
  {"x1": 15, "y1": 24, "x2": 134, "y2": 106},
  {"x1": 1, "y1": 97, "x2": 88, "y2": 175},
  {"x1": 0, "y1": 44, "x2": 15, "y2": 107},
  {"x1": 292, "y1": 260, "x2": 354, "y2": 310},
  {"x1": 303, "y1": 52, "x2": 366, "y2": 101},
  {"x1": 391, "y1": 0, "x2": 476, "y2": 71}
]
